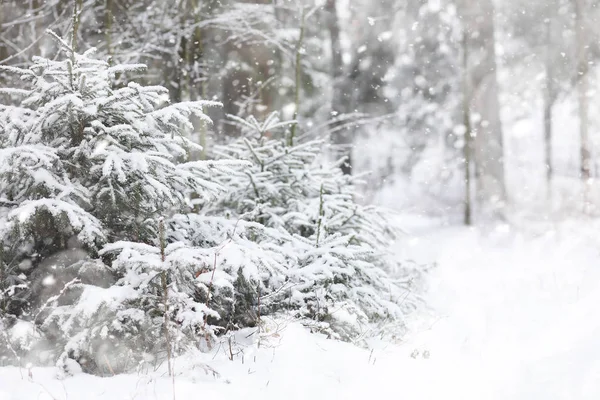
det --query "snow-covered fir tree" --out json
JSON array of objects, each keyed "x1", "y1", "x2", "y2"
[
  {"x1": 206, "y1": 112, "x2": 420, "y2": 340},
  {"x1": 0, "y1": 33, "x2": 241, "y2": 372}
]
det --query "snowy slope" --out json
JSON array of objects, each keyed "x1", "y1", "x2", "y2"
[{"x1": 2, "y1": 216, "x2": 600, "y2": 399}]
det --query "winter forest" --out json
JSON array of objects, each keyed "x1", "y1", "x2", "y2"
[{"x1": 0, "y1": 0, "x2": 599, "y2": 398}]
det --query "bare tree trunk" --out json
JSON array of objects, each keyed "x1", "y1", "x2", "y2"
[
  {"x1": 326, "y1": 0, "x2": 343, "y2": 92},
  {"x1": 174, "y1": 14, "x2": 187, "y2": 103},
  {"x1": 71, "y1": 0, "x2": 84, "y2": 54},
  {"x1": 0, "y1": 4, "x2": 10, "y2": 64},
  {"x1": 574, "y1": 0, "x2": 591, "y2": 186},
  {"x1": 190, "y1": 0, "x2": 208, "y2": 159},
  {"x1": 27, "y1": 0, "x2": 42, "y2": 57},
  {"x1": 543, "y1": 17, "x2": 555, "y2": 205},
  {"x1": 289, "y1": 7, "x2": 306, "y2": 146},
  {"x1": 459, "y1": 0, "x2": 506, "y2": 220},
  {"x1": 325, "y1": 0, "x2": 352, "y2": 174},
  {"x1": 462, "y1": 30, "x2": 472, "y2": 226},
  {"x1": 105, "y1": 0, "x2": 113, "y2": 58}
]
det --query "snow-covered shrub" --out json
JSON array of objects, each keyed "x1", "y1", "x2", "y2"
[
  {"x1": 207, "y1": 112, "x2": 419, "y2": 340},
  {"x1": 42, "y1": 238, "x2": 221, "y2": 374},
  {"x1": 0, "y1": 318, "x2": 44, "y2": 367},
  {"x1": 167, "y1": 215, "x2": 292, "y2": 330},
  {"x1": 0, "y1": 34, "x2": 241, "y2": 372}
]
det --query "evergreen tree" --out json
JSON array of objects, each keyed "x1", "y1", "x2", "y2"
[
  {"x1": 207, "y1": 112, "x2": 420, "y2": 340},
  {"x1": 0, "y1": 33, "x2": 235, "y2": 372}
]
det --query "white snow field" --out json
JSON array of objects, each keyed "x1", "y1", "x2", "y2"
[{"x1": 1, "y1": 214, "x2": 599, "y2": 400}]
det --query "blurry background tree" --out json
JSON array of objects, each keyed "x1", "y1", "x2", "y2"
[{"x1": 3, "y1": 0, "x2": 600, "y2": 221}]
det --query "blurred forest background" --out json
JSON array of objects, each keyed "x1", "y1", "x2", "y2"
[{"x1": 2, "y1": 0, "x2": 600, "y2": 223}]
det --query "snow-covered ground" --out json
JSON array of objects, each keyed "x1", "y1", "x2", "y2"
[
  {"x1": 397, "y1": 215, "x2": 600, "y2": 399},
  {"x1": 2, "y1": 214, "x2": 600, "y2": 399}
]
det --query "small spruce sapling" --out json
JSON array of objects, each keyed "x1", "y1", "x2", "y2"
[{"x1": 208, "y1": 112, "x2": 419, "y2": 340}]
